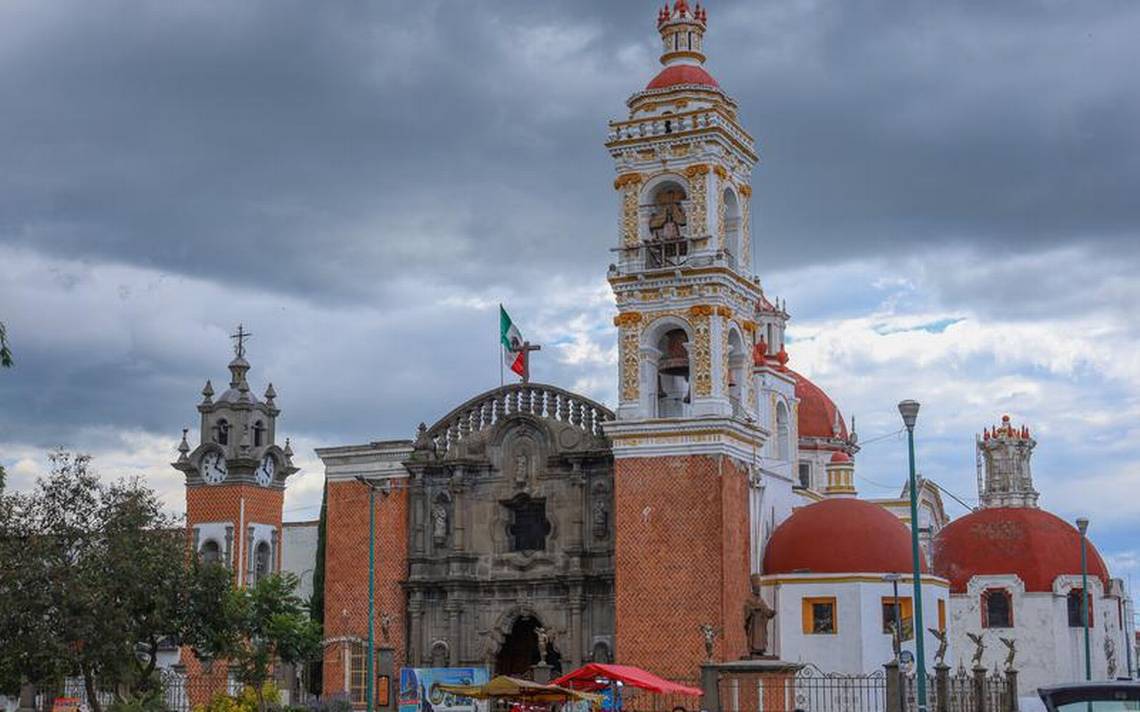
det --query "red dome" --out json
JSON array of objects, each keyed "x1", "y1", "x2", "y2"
[
  {"x1": 646, "y1": 64, "x2": 720, "y2": 91},
  {"x1": 789, "y1": 370, "x2": 848, "y2": 442},
  {"x1": 933, "y1": 507, "x2": 1110, "y2": 593},
  {"x1": 764, "y1": 499, "x2": 927, "y2": 575},
  {"x1": 830, "y1": 451, "x2": 852, "y2": 464}
]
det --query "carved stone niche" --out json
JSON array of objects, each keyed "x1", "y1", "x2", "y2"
[
  {"x1": 501, "y1": 424, "x2": 546, "y2": 490},
  {"x1": 591, "y1": 482, "x2": 610, "y2": 541}
]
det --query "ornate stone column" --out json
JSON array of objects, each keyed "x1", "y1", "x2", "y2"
[
  {"x1": 445, "y1": 599, "x2": 461, "y2": 666},
  {"x1": 449, "y1": 468, "x2": 465, "y2": 553},
  {"x1": 408, "y1": 591, "x2": 424, "y2": 667},
  {"x1": 568, "y1": 588, "x2": 585, "y2": 668}
]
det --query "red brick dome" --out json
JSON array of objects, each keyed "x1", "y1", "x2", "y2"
[
  {"x1": 789, "y1": 370, "x2": 848, "y2": 441},
  {"x1": 933, "y1": 507, "x2": 1110, "y2": 593},
  {"x1": 764, "y1": 498, "x2": 926, "y2": 575},
  {"x1": 646, "y1": 64, "x2": 720, "y2": 90}
]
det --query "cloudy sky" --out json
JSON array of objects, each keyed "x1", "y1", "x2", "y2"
[{"x1": 1, "y1": 1, "x2": 1138, "y2": 587}]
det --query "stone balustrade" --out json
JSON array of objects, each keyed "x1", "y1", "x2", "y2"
[{"x1": 416, "y1": 383, "x2": 613, "y2": 456}]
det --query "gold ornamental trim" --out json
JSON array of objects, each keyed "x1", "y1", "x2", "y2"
[
  {"x1": 739, "y1": 184, "x2": 753, "y2": 198},
  {"x1": 688, "y1": 304, "x2": 715, "y2": 317},
  {"x1": 713, "y1": 165, "x2": 729, "y2": 180},
  {"x1": 613, "y1": 312, "x2": 643, "y2": 326},
  {"x1": 742, "y1": 321, "x2": 757, "y2": 333},
  {"x1": 614, "y1": 172, "x2": 644, "y2": 190},
  {"x1": 715, "y1": 306, "x2": 732, "y2": 318},
  {"x1": 685, "y1": 164, "x2": 710, "y2": 178}
]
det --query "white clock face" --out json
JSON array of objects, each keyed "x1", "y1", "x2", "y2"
[
  {"x1": 256, "y1": 455, "x2": 276, "y2": 487},
  {"x1": 199, "y1": 451, "x2": 227, "y2": 485}
]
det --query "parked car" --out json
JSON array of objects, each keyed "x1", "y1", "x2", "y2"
[{"x1": 1039, "y1": 682, "x2": 1140, "y2": 712}]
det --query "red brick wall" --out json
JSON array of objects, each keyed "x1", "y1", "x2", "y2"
[
  {"x1": 186, "y1": 484, "x2": 284, "y2": 581},
  {"x1": 613, "y1": 454, "x2": 751, "y2": 684},
  {"x1": 322, "y1": 480, "x2": 408, "y2": 700}
]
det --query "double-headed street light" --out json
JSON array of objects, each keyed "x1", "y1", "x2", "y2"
[
  {"x1": 898, "y1": 400, "x2": 928, "y2": 712},
  {"x1": 1076, "y1": 516, "x2": 1091, "y2": 681}
]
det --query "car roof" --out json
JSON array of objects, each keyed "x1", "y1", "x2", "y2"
[{"x1": 1038, "y1": 682, "x2": 1140, "y2": 712}]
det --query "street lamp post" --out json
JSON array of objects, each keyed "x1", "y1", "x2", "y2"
[
  {"x1": 898, "y1": 400, "x2": 928, "y2": 712},
  {"x1": 1077, "y1": 517, "x2": 1091, "y2": 681},
  {"x1": 356, "y1": 476, "x2": 379, "y2": 712}
]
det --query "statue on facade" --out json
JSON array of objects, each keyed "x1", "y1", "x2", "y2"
[
  {"x1": 967, "y1": 632, "x2": 986, "y2": 668},
  {"x1": 536, "y1": 626, "x2": 550, "y2": 664},
  {"x1": 649, "y1": 188, "x2": 687, "y2": 242},
  {"x1": 432, "y1": 501, "x2": 448, "y2": 545},
  {"x1": 514, "y1": 451, "x2": 530, "y2": 486},
  {"x1": 381, "y1": 611, "x2": 392, "y2": 642},
  {"x1": 593, "y1": 499, "x2": 609, "y2": 539},
  {"x1": 928, "y1": 627, "x2": 948, "y2": 665},
  {"x1": 744, "y1": 580, "x2": 776, "y2": 657},
  {"x1": 699, "y1": 623, "x2": 717, "y2": 662},
  {"x1": 1105, "y1": 635, "x2": 1117, "y2": 678},
  {"x1": 999, "y1": 637, "x2": 1017, "y2": 671}
]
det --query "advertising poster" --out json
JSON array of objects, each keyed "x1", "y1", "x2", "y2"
[{"x1": 398, "y1": 667, "x2": 489, "y2": 712}]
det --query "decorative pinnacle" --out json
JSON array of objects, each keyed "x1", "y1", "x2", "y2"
[
  {"x1": 201, "y1": 380, "x2": 214, "y2": 404},
  {"x1": 177, "y1": 428, "x2": 190, "y2": 461},
  {"x1": 264, "y1": 382, "x2": 277, "y2": 405},
  {"x1": 283, "y1": 437, "x2": 294, "y2": 458}
]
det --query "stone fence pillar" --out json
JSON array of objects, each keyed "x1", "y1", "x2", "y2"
[
  {"x1": 934, "y1": 664, "x2": 950, "y2": 712},
  {"x1": 1004, "y1": 670, "x2": 1019, "y2": 712},
  {"x1": 885, "y1": 661, "x2": 902, "y2": 712},
  {"x1": 972, "y1": 667, "x2": 988, "y2": 712},
  {"x1": 18, "y1": 679, "x2": 36, "y2": 712}
]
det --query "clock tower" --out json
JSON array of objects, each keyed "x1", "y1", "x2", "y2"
[
  {"x1": 173, "y1": 325, "x2": 299, "y2": 587},
  {"x1": 605, "y1": 1, "x2": 793, "y2": 682}
]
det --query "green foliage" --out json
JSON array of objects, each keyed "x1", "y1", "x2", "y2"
[
  {"x1": 105, "y1": 679, "x2": 169, "y2": 712},
  {"x1": 0, "y1": 321, "x2": 12, "y2": 368},
  {"x1": 0, "y1": 452, "x2": 230, "y2": 711},
  {"x1": 306, "y1": 484, "x2": 327, "y2": 696},
  {"x1": 192, "y1": 684, "x2": 279, "y2": 712},
  {"x1": 192, "y1": 574, "x2": 320, "y2": 712}
]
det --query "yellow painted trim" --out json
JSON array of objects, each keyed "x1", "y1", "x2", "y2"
[
  {"x1": 609, "y1": 265, "x2": 762, "y2": 297},
  {"x1": 761, "y1": 575, "x2": 951, "y2": 588},
  {"x1": 606, "y1": 125, "x2": 758, "y2": 163},
  {"x1": 802, "y1": 596, "x2": 838, "y2": 635}
]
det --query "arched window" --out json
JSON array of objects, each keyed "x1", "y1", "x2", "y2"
[
  {"x1": 776, "y1": 402, "x2": 790, "y2": 461},
  {"x1": 727, "y1": 329, "x2": 746, "y2": 414},
  {"x1": 655, "y1": 328, "x2": 690, "y2": 418},
  {"x1": 1067, "y1": 588, "x2": 1092, "y2": 627},
  {"x1": 199, "y1": 539, "x2": 221, "y2": 566},
  {"x1": 254, "y1": 541, "x2": 271, "y2": 582},
  {"x1": 722, "y1": 189, "x2": 742, "y2": 270},
  {"x1": 798, "y1": 462, "x2": 811, "y2": 489},
  {"x1": 253, "y1": 420, "x2": 265, "y2": 447},
  {"x1": 982, "y1": 588, "x2": 1013, "y2": 628},
  {"x1": 646, "y1": 183, "x2": 688, "y2": 268},
  {"x1": 213, "y1": 419, "x2": 230, "y2": 446}
]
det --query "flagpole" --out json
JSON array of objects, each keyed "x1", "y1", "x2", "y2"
[{"x1": 499, "y1": 305, "x2": 505, "y2": 387}]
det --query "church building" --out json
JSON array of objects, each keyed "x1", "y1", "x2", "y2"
[{"x1": 173, "y1": 2, "x2": 1134, "y2": 706}]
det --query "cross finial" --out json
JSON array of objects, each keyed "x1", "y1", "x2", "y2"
[{"x1": 230, "y1": 323, "x2": 252, "y2": 359}]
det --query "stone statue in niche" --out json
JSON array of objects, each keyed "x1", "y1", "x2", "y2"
[
  {"x1": 536, "y1": 626, "x2": 550, "y2": 664},
  {"x1": 744, "y1": 578, "x2": 776, "y2": 657},
  {"x1": 432, "y1": 500, "x2": 448, "y2": 545},
  {"x1": 649, "y1": 187, "x2": 687, "y2": 242},
  {"x1": 514, "y1": 450, "x2": 530, "y2": 486},
  {"x1": 592, "y1": 499, "x2": 608, "y2": 539},
  {"x1": 699, "y1": 623, "x2": 717, "y2": 661}
]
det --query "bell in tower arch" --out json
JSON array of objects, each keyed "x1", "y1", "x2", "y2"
[{"x1": 656, "y1": 329, "x2": 691, "y2": 417}]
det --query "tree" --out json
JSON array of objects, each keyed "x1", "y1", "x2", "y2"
[
  {"x1": 0, "y1": 321, "x2": 12, "y2": 367},
  {"x1": 306, "y1": 483, "x2": 327, "y2": 696},
  {"x1": 0, "y1": 453, "x2": 227, "y2": 711},
  {"x1": 196, "y1": 573, "x2": 321, "y2": 712}
]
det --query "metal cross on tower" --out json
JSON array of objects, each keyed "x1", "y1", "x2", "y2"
[{"x1": 231, "y1": 324, "x2": 252, "y2": 359}]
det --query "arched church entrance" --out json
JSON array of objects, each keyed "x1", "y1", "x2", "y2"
[{"x1": 494, "y1": 616, "x2": 561, "y2": 678}]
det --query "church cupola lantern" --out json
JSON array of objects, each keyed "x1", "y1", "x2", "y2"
[{"x1": 977, "y1": 415, "x2": 1039, "y2": 509}]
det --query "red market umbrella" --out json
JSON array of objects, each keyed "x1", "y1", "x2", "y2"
[{"x1": 553, "y1": 663, "x2": 703, "y2": 697}]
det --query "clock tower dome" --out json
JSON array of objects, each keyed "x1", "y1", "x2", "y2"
[
  {"x1": 173, "y1": 325, "x2": 299, "y2": 586},
  {"x1": 605, "y1": 1, "x2": 796, "y2": 682}
]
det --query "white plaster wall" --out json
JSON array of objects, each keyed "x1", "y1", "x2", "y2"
[
  {"x1": 750, "y1": 468, "x2": 797, "y2": 574},
  {"x1": 762, "y1": 577, "x2": 949, "y2": 675},
  {"x1": 282, "y1": 520, "x2": 319, "y2": 602},
  {"x1": 949, "y1": 575, "x2": 1118, "y2": 696}
]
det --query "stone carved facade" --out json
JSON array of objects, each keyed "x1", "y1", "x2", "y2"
[
  {"x1": 402, "y1": 384, "x2": 615, "y2": 672},
  {"x1": 683, "y1": 164, "x2": 709, "y2": 238},
  {"x1": 615, "y1": 173, "x2": 643, "y2": 248},
  {"x1": 615, "y1": 312, "x2": 642, "y2": 403},
  {"x1": 688, "y1": 305, "x2": 713, "y2": 397}
]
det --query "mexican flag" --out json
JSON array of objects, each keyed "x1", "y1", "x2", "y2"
[{"x1": 500, "y1": 305, "x2": 527, "y2": 379}]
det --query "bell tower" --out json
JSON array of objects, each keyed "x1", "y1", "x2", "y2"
[
  {"x1": 605, "y1": 1, "x2": 779, "y2": 682},
  {"x1": 977, "y1": 415, "x2": 1039, "y2": 508},
  {"x1": 173, "y1": 325, "x2": 299, "y2": 586}
]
